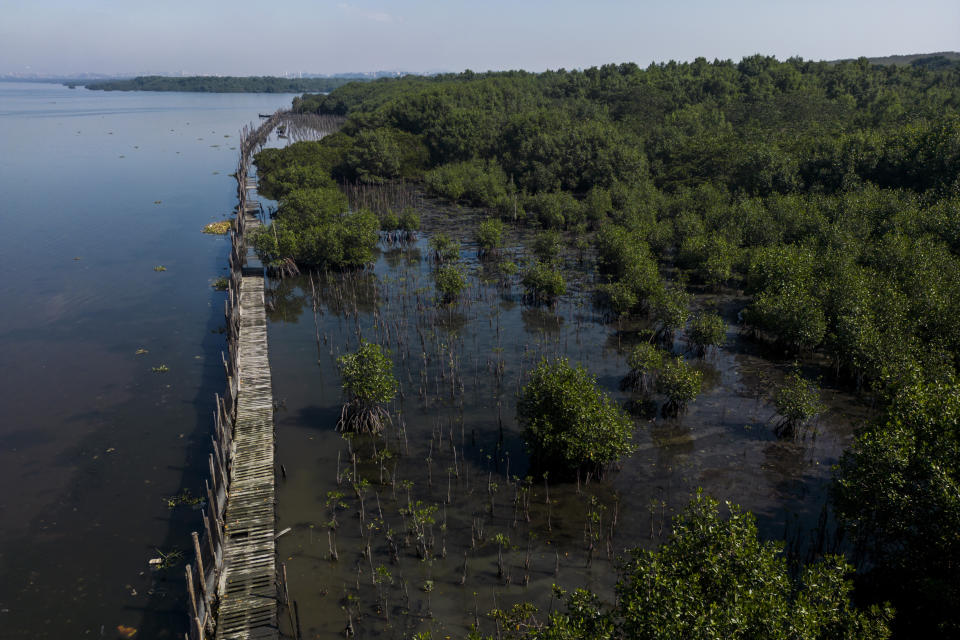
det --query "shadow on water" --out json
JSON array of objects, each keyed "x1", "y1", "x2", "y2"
[{"x1": 132, "y1": 284, "x2": 230, "y2": 639}]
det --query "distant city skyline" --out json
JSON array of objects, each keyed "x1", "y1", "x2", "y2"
[{"x1": 2, "y1": 0, "x2": 957, "y2": 77}]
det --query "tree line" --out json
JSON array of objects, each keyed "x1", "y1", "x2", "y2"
[{"x1": 76, "y1": 75, "x2": 369, "y2": 93}]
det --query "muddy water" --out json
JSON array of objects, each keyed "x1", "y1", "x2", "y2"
[{"x1": 268, "y1": 218, "x2": 863, "y2": 638}]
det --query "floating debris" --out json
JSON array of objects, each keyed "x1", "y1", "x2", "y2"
[
  {"x1": 153, "y1": 200, "x2": 161, "y2": 204},
  {"x1": 212, "y1": 276, "x2": 229, "y2": 291},
  {"x1": 153, "y1": 265, "x2": 166, "y2": 272},
  {"x1": 149, "y1": 548, "x2": 183, "y2": 570},
  {"x1": 165, "y1": 488, "x2": 201, "y2": 509},
  {"x1": 135, "y1": 348, "x2": 148, "y2": 355},
  {"x1": 152, "y1": 364, "x2": 169, "y2": 373},
  {"x1": 202, "y1": 221, "x2": 230, "y2": 235},
  {"x1": 116, "y1": 625, "x2": 137, "y2": 638}
]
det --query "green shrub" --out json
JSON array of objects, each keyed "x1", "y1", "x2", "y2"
[
  {"x1": 398, "y1": 207, "x2": 420, "y2": 237},
  {"x1": 518, "y1": 358, "x2": 634, "y2": 477},
  {"x1": 622, "y1": 343, "x2": 665, "y2": 392},
  {"x1": 522, "y1": 262, "x2": 566, "y2": 304},
  {"x1": 252, "y1": 198, "x2": 379, "y2": 271},
  {"x1": 532, "y1": 230, "x2": 562, "y2": 263},
  {"x1": 688, "y1": 312, "x2": 726, "y2": 356},
  {"x1": 772, "y1": 370, "x2": 824, "y2": 439},
  {"x1": 679, "y1": 234, "x2": 738, "y2": 287},
  {"x1": 653, "y1": 285, "x2": 691, "y2": 342},
  {"x1": 429, "y1": 233, "x2": 460, "y2": 263},
  {"x1": 524, "y1": 191, "x2": 582, "y2": 229},
  {"x1": 657, "y1": 356, "x2": 702, "y2": 413},
  {"x1": 600, "y1": 281, "x2": 639, "y2": 316},
  {"x1": 424, "y1": 159, "x2": 509, "y2": 207},
  {"x1": 380, "y1": 210, "x2": 400, "y2": 231},
  {"x1": 435, "y1": 264, "x2": 467, "y2": 303},
  {"x1": 336, "y1": 340, "x2": 397, "y2": 434},
  {"x1": 476, "y1": 218, "x2": 504, "y2": 257},
  {"x1": 498, "y1": 260, "x2": 518, "y2": 276},
  {"x1": 744, "y1": 283, "x2": 826, "y2": 352}
]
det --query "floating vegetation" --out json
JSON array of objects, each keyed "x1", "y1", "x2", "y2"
[
  {"x1": 212, "y1": 276, "x2": 229, "y2": 291},
  {"x1": 148, "y1": 547, "x2": 183, "y2": 570},
  {"x1": 152, "y1": 364, "x2": 169, "y2": 373},
  {"x1": 202, "y1": 220, "x2": 231, "y2": 235},
  {"x1": 165, "y1": 488, "x2": 202, "y2": 509},
  {"x1": 153, "y1": 265, "x2": 167, "y2": 271}
]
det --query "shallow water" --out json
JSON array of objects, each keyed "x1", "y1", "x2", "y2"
[
  {"x1": 266, "y1": 220, "x2": 864, "y2": 638},
  {"x1": 0, "y1": 83, "x2": 295, "y2": 639}
]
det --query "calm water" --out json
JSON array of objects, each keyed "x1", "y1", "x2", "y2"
[{"x1": 0, "y1": 83, "x2": 295, "y2": 639}]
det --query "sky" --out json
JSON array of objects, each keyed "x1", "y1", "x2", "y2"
[{"x1": 1, "y1": 0, "x2": 958, "y2": 76}]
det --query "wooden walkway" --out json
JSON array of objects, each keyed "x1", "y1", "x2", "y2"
[{"x1": 214, "y1": 198, "x2": 279, "y2": 640}]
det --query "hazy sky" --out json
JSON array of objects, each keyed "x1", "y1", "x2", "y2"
[{"x1": 2, "y1": 0, "x2": 957, "y2": 76}]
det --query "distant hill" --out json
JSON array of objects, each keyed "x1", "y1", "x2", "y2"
[
  {"x1": 73, "y1": 75, "x2": 382, "y2": 93},
  {"x1": 829, "y1": 52, "x2": 960, "y2": 68}
]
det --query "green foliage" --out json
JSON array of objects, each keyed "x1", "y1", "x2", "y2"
[
  {"x1": 435, "y1": 264, "x2": 467, "y2": 303},
  {"x1": 522, "y1": 262, "x2": 566, "y2": 304},
  {"x1": 652, "y1": 285, "x2": 691, "y2": 342},
  {"x1": 833, "y1": 369, "x2": 960, "y2": 635},
  {"x1": 595, "y1": 225, "x2": 662, "y2": 313},
  {"x1": 398, "y1": 207, "x2": 421, "y2": 232},
  {"x1": 499, "y1": 260, "x2": 519, "y2": 276},
  {"x1": 679, "y1": 234, "x2": 738, "y2": 287},
  {"x1": 476, "y1": 218, "x2": 504, "y2": 256},
  {"x1": 380, "y1": 210, "x2": 400, "y2": 231},
  {"x1": 518, "y1": 358, "x2": 634, "y2": 477},
  {"x1": 622, "y1": 343, "x2": 666, "y2": 392},
  {"x1": 744, "y1": 283, "x2": 826, "y2": 352},
  {"x1": 600, "y1": 281, "x2": 639, "y2": 316},
  {"x1": 344, "y1": 128, "x2": 402, "y2": 183},
  {"x1": 336, "y1": 340, "x2": 397, "y2": 433},
  {"x1": 656, "y1": 356, "x2": 703, "y2": 413},
  {"x1": 772, "y1": 370, "x2": 825, "y2": 439},
  {"x1": 424, "y1": 159, "x2": 509, "y2": 207},
  {"x1": 531, "y1": 230, "x2": 562, "y2": 263},
  {"x1": 252, "y1": 203, "x2": 379, "y2": 271},
  {"x1": 429, "y1": 232, "x2": 461, "y2": 263},
  {"x1": 338, "y1": 340, "x2": 397, "y2": 405},
  {"x1": 524, "y1": 191, "x2": 583, "y2": 229},
  {"x1": 688, "y1": 312, "x2": 726, "y2": 355},
  {"x1": 611, "y1": 492, "x2": 891, "y2": 640}
]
